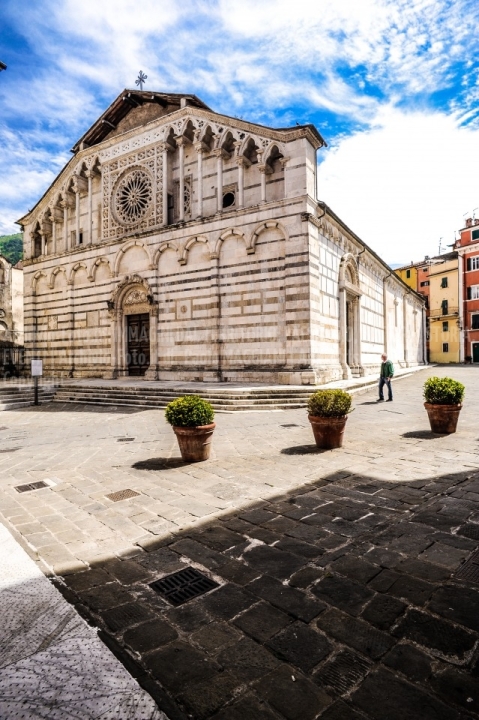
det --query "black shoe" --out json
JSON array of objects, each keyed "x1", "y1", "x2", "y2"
[
  {"x1": 386, "y1": 399, "x2": 393, "y2": 402},
  {"x1": 377, "y1": 398, "x2": 384, "y2": 402}
]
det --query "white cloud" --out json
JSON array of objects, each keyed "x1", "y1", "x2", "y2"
[{"x1": 317, "y1": 107, "x2": 479, "y2": 264}]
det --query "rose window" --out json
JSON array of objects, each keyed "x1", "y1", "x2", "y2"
[{"x1": 113, "y1": 167, "x2": 153, "y2": 226}]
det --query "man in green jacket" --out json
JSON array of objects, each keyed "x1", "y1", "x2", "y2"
[{"x1": 378, "y1": 353, "x2": 394, "y2": 402}]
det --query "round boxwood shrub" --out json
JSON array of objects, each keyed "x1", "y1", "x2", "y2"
[
  {"x1": 423, "y1": 377, "x2": 465, "y2": 405},
  {"x1": 165, "y1": 395, "x2": 214, "y2": 427},
  {"x1": 307, "y1": 389, "x2": 352, "y2": 418}
]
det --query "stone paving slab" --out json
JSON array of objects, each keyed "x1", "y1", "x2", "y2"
[
  {"x1": 0, "y1": 366, "x2": 479, "y2": 718},
  {"x1": 0, "y1": 523, "x2": 165, "y2": 719}
]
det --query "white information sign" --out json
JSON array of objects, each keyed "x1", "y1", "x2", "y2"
[{"x1": 31, "y1": 360, "x2": 43, "y2": 377}]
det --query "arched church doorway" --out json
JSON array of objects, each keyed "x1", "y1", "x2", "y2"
[
  {"x1": 339, "y1": 254, "x2": 363, "y2": 379},
  {"x1": 126, "y1": 313, "x2": 150, "y2": 376},
  {"x1": 107, "y1": 275, "x2": 158, "y2": 379}
]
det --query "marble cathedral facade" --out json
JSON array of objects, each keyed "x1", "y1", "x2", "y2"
[{"x1": 18, "y1": 90, "x2": 425, "y2": 383}]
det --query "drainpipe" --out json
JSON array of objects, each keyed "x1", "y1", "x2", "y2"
[
  {"x1": 422, "y1": 302, "x2": 427, "y2": 364},
  {"x1": 458, "y1": 252, "x2": 465, "y2": 362}
]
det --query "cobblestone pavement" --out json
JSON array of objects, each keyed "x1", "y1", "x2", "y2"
[{"x1": 1, "y1": 366, "x2": 479, "y2": 718}]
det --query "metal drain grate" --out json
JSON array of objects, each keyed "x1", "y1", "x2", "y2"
[
  {"x1": 15, "y1": 481, "x2": 49, "y2": 493},
  {"x1": 456, "y1": 549, "x2": 479, "y2": 584},
  {"x1": 150, "y1": 567, "x2": 219, "y2": 606},
  {"x1": 106, "y1": 488, "x2": 140, "y2": 502},
  {"x1": 117, "y1": 438, "x2": 135, "y2": 442}
]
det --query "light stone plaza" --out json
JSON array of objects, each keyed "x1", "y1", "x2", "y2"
[{"x1": 18, "y1": 90, "x2": 424, "y2": 382}]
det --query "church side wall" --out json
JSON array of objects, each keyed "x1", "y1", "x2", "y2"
[{"x1": 307, "y1": 213, "x2": 425, "y2": 382}]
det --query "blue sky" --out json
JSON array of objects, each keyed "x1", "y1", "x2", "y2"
[{"x1": 1, "y1": 0, "x2": 479, "y2": 264}]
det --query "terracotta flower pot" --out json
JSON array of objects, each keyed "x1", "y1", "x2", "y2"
[
  {"x1": 424, "y1": 403, "x2": 462, "y2": 434},
  {"x1": 173, "y1": 423, "x2": 216, "y2": 462},
  {"x1": 308, "y1": 415, "x2": 348, "y2": 449}
]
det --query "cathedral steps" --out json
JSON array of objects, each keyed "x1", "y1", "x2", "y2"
[
  {"x1": 52, "y1": 384, "x2": 311, "y2": 411},
  {"x1": 50, "y1": 374, "x2": 397, "y2": 411},
  {"x1": 0, "y1": 384, "x2": 57, "y2": 410}
]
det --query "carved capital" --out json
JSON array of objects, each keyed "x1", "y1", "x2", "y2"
[
  {"x1": 258, "y1": 163, "x2": 273, "y2": 175},
  {"x1": 72, "y1": 174, "x2": 88, "y2": 194},
  {"x1": 235, "y1": 155, "x2": 251, "y2": 168}
]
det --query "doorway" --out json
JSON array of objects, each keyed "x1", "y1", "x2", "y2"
[
  {"x1": 473, "y1": 342, "x2": 479, "y2": 364},
  {"x1": 127, "y1": 313, "x2": 150, "y2": 376}
]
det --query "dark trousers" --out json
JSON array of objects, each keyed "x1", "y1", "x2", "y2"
[{"x1": 379, "y1": 376, "x2": 393, "y2": 401}]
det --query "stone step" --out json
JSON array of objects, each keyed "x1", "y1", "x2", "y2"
[
  {"x1": 53, "y1": 390, "x2": 308, "y2": 406},
  {"x1": 57, "y1": 386, "x2": 315, "y2": 399},
  {"x1": 52, "y1": 395, "x2": 306, "y2": 411}
]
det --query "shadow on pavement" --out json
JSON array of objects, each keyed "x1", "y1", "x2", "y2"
[
  {"x1": 402, "y1": 430, "x2": 444, "y2": 440},
  {"x1": 19, "y1": 402, "x2": 146, "y2": 415},
  {"x1": 132, "y1": 457, "x2": 189, "y2": 470},
  {"x1": 280, "y1": 444, "x2": 329, "y2": 455},
  {"x1": 45, "y1": 464, "x2": 479, "y2": 720}
]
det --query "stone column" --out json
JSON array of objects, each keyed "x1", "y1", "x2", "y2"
[
  {"x1": 235, "y1": 157, "x2": 248, "y2": 209},
  {"x1": 51, "y1": 219, "x2": 56, "y2": 255},
  {"x1": 67, "y1": 281, "x2": 75, "y2": 376},
  {"x1": 40, "y1": 234, "x2": 46, "y2": 256},
  {"x1": 214, "y1": 149, "x2": 225, "y2": 213},
  {"x1": 85, "y1": 170, "x2": 93, "y2": 244},
  {"x1": 207, "y1": 252, "x2": 222, "y2": 381},
  {"x1": 161, "y1": 144, "x2": 169, "y2": 226},
  {"x1": 75, "y1": 189, "x2": 80, "y2": 246},
  {"x1": 145, "y1": 308, "x2": 159, "y2": 380},
  {"x1": 353, "y1": 295, "x2": 362, "y2": 371},
  {"x1": 194, "y1": 142, "x2": 204, "y2": 218},
  {"x1": 339, "y1": 288, "x2": 351, "y2": 379},
  {"x1": 176, "y1": 136, "x2": 186, "y2": 223},
  {"x1": 61, "y1": 200, "x2": 69, "y2": 251},
  {"x1": 403, "y1": 294, "x2": 409, "y2": 366},
  {"x1": 382, "y1": 276, "x2": 389, "y2": 354},
  {"x1": 107, "y1": 309, "x2": 119, "y2": 379},
  {"x1": 259, "y1": 166, "x2": 267, "y2": 203}
]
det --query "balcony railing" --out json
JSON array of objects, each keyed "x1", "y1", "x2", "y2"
[{"x1": 429, "y1": 306, "x2": 459, "y2": 319}]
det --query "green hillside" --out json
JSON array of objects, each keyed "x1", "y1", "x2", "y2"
[{"x1": 0, "y1": 233, "x2": 23, "y2": 265}]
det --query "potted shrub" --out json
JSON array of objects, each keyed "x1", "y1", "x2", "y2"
[
  {"x1": 165, "y1": 395, "x2": 215, "y2": 462},
  {"x1": 423, "y1": 376, "x2": 465, "y2": 434},
  {"x1": 307, "y1": 389, "x2": 352, "y2": 449}
]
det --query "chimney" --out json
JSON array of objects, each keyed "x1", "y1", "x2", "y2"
[
  {"x1": 466, "y1": 217, "x2": 473, "y2": 227},
  {"x1": 474, "y1": 219, "x2": 479, "y2": 226}
]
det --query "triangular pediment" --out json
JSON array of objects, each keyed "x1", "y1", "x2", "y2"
[{"x1": 72, "y1": 90, "x2": 212, "y2": 153}]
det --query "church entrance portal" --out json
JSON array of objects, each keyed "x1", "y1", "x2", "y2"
[{"x1": 127, "y1": 313, "x2": 150, "y2": 376}]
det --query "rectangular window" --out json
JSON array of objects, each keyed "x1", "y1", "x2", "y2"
[
  {"x1": 472, "y1": 314, "x2": 479, "y2": 330},
  {"x1": 467, "y1": 256, "x2": 479, "y2": 271},
  {"x1": 441, "y1": 277, "x2": 448, "y2": 288},
  {"x1": 441, "y1": 299, "x2": 448, "y2": 315},
  {"x1": 420, "y1": 281, "x2": 430, "y2": 287},
  {"x1": 472, "y1": 229, "x2": 479, "y2": 241},
  {"x1": 78, "y1": 231, "x2": 83, "y2": 245},
  {"x1": 467, "y1": 285, "x2": 479, "y2": 300},
  {"x1": 443, "y1": 321, "x2": 449, "y2": 332},
  {"x1": 406, "y1": 269, "x2": 411, "y2": 278},
  {"x1": 443, "y1": 343, "x2": 449, "y2": 352}
]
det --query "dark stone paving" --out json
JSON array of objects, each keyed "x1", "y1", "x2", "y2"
[{"x1": 52, "y1": 466, "x2": 479, "y2": 720}]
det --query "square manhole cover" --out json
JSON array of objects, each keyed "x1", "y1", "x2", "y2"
[
  {"x1": 150, "y1": 567, "x2": 219, "y2": 606},
  {"x1": 15, "y1": 481, "x2": 49, "y2": 493},
  {"x1": 455, "y1": 549, "x2": 479, "y2": 584},
  {"x1": 106, "y1": 489, "x2": 140, "y2": 502}
]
